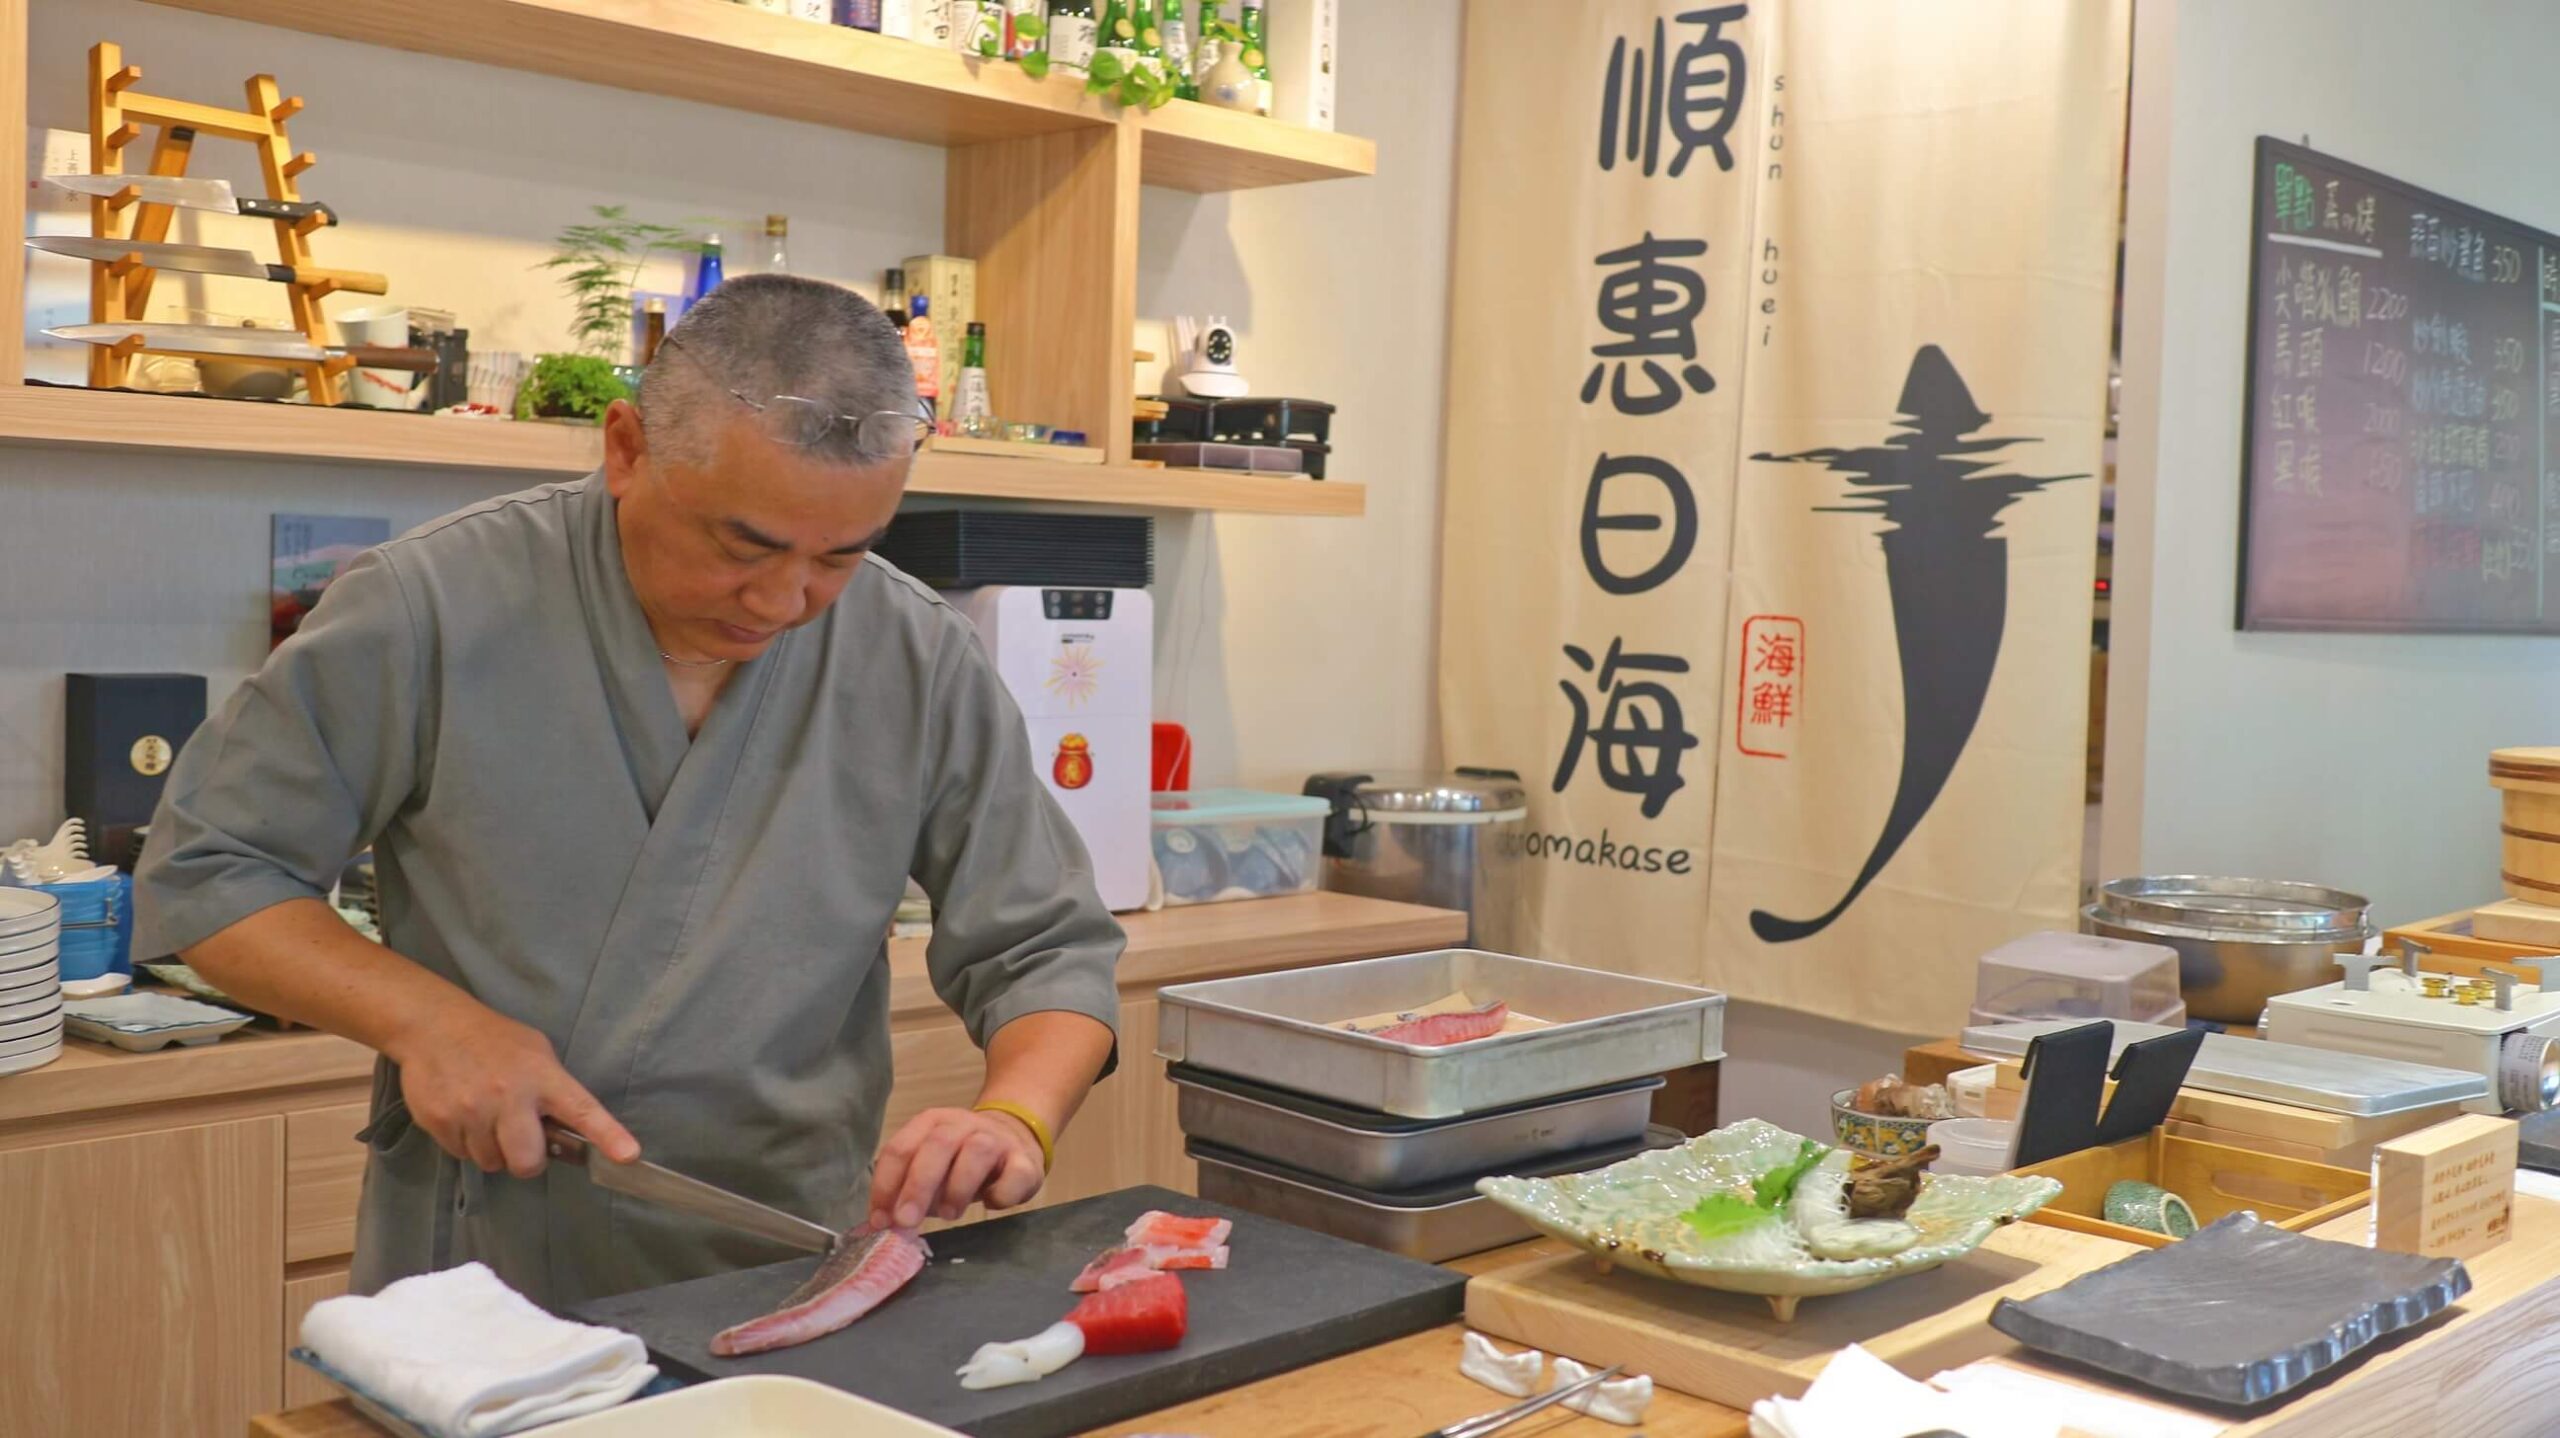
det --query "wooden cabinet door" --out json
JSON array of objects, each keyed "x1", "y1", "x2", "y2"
[
  {"x1": 284, "y1": 1103, "x2": 370, "y2": 1263},
  {"x1": 0, "y1": 1117, "x2": 285, "y2": 1438},
  {"x1": 281, "y1": 1265, "x2": 353, "y2": 1407}
]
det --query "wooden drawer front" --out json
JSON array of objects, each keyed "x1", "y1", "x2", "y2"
[
  {"x1": 285, "y1": 1103, "x2": 370, "y2": 1263},
  {"x1": 281, "y1": 1265, "x2": 353, "y2": 1407}
]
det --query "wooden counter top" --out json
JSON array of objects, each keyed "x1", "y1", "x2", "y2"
[
  {"x1": 249, "y1": 1243, "x2": 1753, "y2": 1438},
  {"x1": 0, "y1": 893, "x2": 1462, "y2": 1133},
  {"x1": 0, "y1": 1025, "x2": 372, "y2": 1128}
]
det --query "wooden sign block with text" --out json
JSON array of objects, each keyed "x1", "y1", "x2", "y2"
[{"x1": 2372, "y1": 1114, "x2": 2518, "y2": 1260}]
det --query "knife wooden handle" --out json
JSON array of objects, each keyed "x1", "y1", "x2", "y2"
[
  {"x1": 543, "y1": 1122, "x2": 594, "y2": 1166},
  {"x1": 342, "y1": 345, "x2": 439, "y2": 372},
  {"x1": 276, "y1": 265, "x2": 389, "y2": 295}
]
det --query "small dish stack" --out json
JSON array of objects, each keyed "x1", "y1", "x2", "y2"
[
  {"x1": 0, "y1": 889, "x2": 65, "y2": 1077},
  {"x1": 1158, "y1": 948, "x2": 1725, "y2": 1262}
]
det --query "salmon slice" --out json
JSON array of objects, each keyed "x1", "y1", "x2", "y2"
[
  {"x1": 1371, "y1": 1001, "x2": 1509, "y2": 1046},
  {"x1": 1065, "y1": 1273, "x2": 1188, "y2": 1355},
  {"x1": 709, "y1": 1227, "x2": 930, "y2": 1357},
  {"x1": 1123, "y1": 1211, "x2": 1233, "y2": 1249}
]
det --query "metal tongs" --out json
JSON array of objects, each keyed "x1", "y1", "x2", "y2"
[{"x1": 1415, "y1": 1362, "x2": 1628, "y2": 1438}]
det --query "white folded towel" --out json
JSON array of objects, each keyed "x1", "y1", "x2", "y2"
[
  {"x1": 1748, "y1": 1344, "x2": 2056, "y2": 1438},
  {"x1": 299, "y1": 1262, "x2": 657, "y2": 1438}
]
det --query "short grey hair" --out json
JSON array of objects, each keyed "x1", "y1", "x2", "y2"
[{"x1": 637, "y1": 273, "x2": 916, "y2": 467}]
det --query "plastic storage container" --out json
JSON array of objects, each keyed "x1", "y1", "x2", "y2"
[
  {"x1": 1150, "y1": 789, "x2": 1330, "y2": 907},
  {"x1": 34, "y1": 874, "x2": 131, "y2": 984},
  {"x1": 1969, "y1": 930, "x2": 2185, "y2": 1030}
]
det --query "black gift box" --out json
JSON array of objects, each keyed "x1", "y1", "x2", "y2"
[{"x1": 65, "y1": 673, "x2": 206, "y2": 867}]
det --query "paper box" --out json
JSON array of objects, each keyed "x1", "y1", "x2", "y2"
[
  {"x1": 1269, "y1": 0, "x2": 1337, "y2": 131},
  {"x1": 901, "y1": 254, "x2": 978, "y2": 419}
]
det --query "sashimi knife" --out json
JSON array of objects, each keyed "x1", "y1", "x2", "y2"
[
  {"x1": 27, "y1": 235, "x2": 387, "y2": 294},
  {"x1": 46, "y1": 322, "x2": 438, "y2": 371},
  {"x1": 47, "y1": 173, "x2": 338, "y2": 226},
  {"x1": 545, "y1": 1122, "x2": 838, "y2": 1254}
]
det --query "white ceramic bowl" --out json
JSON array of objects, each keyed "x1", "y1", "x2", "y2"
[
  {"x1": 0, "y1": 889, "x2": 62, "y2": 940},
  {"x1": 0, "y1": 1020, "x2": 64, "y2": 1057},
  {"x1": 0, "y1": 988, "x2": 61, "y2": 1023},
  {"x1": 0, "y1": 960, "x2": 57, "y2": 995},
  {"x1": 0, "y1": 928, "x2": 61, "y2": 963},
  {"x1": 0, "y1": 1006, "x2": 63, "y2": 1043},
  {"x1": 0, "y1": 1038, "x2": 62, "y2": 1076}
]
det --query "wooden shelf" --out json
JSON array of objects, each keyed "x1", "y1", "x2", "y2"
[
  {"x1": 139, "y1": 0, "x2": 1376, "y2": 191},
  {"x1": 1142, "y1": 99, "x2": 1378, "y2": 192},
  {"x1": 0, "y1": 386, "x2": 1365, "y2": 515}
]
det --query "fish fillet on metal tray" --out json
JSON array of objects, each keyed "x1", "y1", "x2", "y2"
[{"x1": 1156, "y1": 949, "x2": 1724, "y2": 1119}]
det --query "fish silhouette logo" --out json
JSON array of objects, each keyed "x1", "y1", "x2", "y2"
[{"x1": 1747, "y1": 345, "x2": 2081, "y2": 944}]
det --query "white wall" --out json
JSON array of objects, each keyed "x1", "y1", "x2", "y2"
[
  {"x1": 3, "y1": 0, "x2": 1456, "y2": 839},
  {"x1": 1137, "y1": 0, "x2": 1457, "y2": 791},
  {"x1": 2106, "y1": 0, "x2": 2560, "y2": 927}
]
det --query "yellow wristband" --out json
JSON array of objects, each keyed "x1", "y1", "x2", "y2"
[{"x1": 974, "y1": 1100, "x2": 1055, "y2": 1174}]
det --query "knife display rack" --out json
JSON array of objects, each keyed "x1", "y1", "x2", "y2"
[{"x1": 82, "y1": 40, "x2": 347, "y2": 404}]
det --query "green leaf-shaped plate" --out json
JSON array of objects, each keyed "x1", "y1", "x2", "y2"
[{"x1": 1477, "y1": 1118, "x2": 2062, "y2": 1320}]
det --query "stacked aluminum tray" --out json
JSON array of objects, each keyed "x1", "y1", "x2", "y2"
[{"x1": 1158, "y1": 949, "x2": 1726, "y2": 1258}]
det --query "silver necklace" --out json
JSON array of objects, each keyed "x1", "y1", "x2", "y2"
[{"x1": 659, "y1": 650, "x2": 732, "y2": 668}]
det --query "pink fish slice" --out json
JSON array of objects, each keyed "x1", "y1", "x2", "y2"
[
  {"x1": 1123, "y1": 1211, "x2": 1234, "y2": 1249},
  {"x1": 710, "y1": 1226, "x2": 931, "y2": 1357},
  {"x1": 1371, "y1": 1001, "x2": 1510, "y2": 1047}
]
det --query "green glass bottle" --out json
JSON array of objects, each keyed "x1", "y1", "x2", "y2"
[
  {"x1": 1131, "y1": 0, "x2": 1166, "y2": 90},
  {"x1": 1097, "y1": 0, "x2": 1136, "y2": 80},
  {"x1": 1238, "y1": 0, "x2": 1270, "y2": 115},
  {"x1": 1161, "y1": 0, "x2": 1194, "y2": 100},
  {"x1": 1192, "y1": 0, "x2": 1225, "y2": 89}
]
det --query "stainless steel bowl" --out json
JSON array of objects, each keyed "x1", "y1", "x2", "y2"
[{"x1": 2084, "y1": 876, "x2": 2376, "y2": 1024}]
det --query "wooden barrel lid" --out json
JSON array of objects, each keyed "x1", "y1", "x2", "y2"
[{"x1": 2491, "y1": 747, "x2": 2560, "y2": 793}]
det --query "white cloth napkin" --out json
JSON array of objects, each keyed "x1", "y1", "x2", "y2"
[
  {"x1": 299, "y1": 1262, "x2": 657, "y2": 1438},
  {"x1": 1748, "y1": 1344, "x2": 2057, "y2": 1438}
]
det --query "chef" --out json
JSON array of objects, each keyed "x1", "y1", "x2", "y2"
[{"x1": 133, "y1": 274, "x2": 1124, "y2": 1307}]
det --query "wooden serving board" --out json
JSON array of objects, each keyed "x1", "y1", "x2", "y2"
[
  {"x1": 1957, "y1": 1192, "x2": 2560, "y2": 1438},
  {"x1": 1462, "y1": 1222, "x2": 2142, "y2": 1411}
]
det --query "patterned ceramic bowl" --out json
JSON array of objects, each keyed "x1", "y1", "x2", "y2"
[
  {"x1": 1478, "y1": 1118, "x2": 2061, "y2": 1321},
  {"x1": 1831, "y1": 1088, "x2": 1936, "y2": 1158}
]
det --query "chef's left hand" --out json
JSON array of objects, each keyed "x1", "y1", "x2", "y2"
[{"x1": 869, "y1": 1106, "x2": 1045, "y2": 1229}]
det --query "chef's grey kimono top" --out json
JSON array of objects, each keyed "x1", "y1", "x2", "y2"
[{"x1": 133, "y1": 474, "x2": 1124, "y2": 1308}]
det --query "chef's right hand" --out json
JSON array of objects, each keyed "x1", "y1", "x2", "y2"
[{"x1": 391, "y1": 997, "x2": 640, "y2": 1178}]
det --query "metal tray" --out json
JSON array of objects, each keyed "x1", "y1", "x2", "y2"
[
  {"x1": 1185, "y1": 1129, "x2": 1681, "y2": 1264},
  {"x1": 1157, "y1": 949, "x2": 1724, "y2": 1119},
  {"x1": 1170, "y1": 1063, "x2": 1662, "y2": 1190}
]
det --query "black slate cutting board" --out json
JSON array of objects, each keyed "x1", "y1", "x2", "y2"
[{"x1": 572, "y1": 1185, "x2": 1468, "y2": 1438}]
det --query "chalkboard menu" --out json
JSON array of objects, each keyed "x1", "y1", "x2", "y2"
[{"x1": 2239, "y1": 138, "x2": 2560, "y2": 632}]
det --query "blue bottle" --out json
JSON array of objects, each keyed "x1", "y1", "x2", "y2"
[{"x1": 687, "y1": 235, "x2": 725, "y2": 304}]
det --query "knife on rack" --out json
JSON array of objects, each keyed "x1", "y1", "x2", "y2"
[
  {"x1": 26, "y1": 236, "x2": 387, "y2": 294},
  {"x1": 544, "y1": 1122, "x2": 840, "y2": 1255},
  {"x1": 46, "y1": 173, "x2": 337, "y2": 226},
  {"x1": 45, "y1": 322, "x2": 439, "y2": 372}
]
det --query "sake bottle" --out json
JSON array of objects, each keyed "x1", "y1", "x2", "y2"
[
  {"x1": 905, "y1": 295, "x2": 941, "y2": 414},
  {"x1": 955, "y1": 322, "x2": 993, "y2": 435},
  {"x1": 1004, "y1": 0, "x2": 1045, "y2": 61},
  {"x1": 1192, "y1": 0, "x2": 1225, "y2": 89},
  {"x1": 964, "y1": 0, "x2": 1003, "y2": 56},
  {"x1": 1049, "y1": 0, "x2": 1098, "y2": 73},
  {"x1": 1129, "y1": 0, "x2": 1166, "y2": 91},
  {"x1": 1238, "y1": 0, "x2": 1270, "y2": 115},
  {"x1": 1161, "y1": 0, "x2": 1194, "y2": 100}
]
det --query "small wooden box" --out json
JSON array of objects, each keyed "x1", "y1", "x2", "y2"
[
  {"x1": 2470, "y1": 898, "x2": 2560, "y2": 949},
  {"x1": 2372, "y1": 1113, "x2": 2518, "y2": 1260},
  {"x1": 2389, "y1": 909, "x2": 2559, "y2": 979},
  {"x1": 2013, "y1": 1130, "x2": 2370, "y2": 1249}
]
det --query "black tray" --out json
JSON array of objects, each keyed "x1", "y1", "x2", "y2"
[
  {"x1": 1165, "y1": 1061, "x2": 1658, "y2": 1135},
  {"x1": 1988, "y1": 1212, "x2": 2469, "y2": 1407}
]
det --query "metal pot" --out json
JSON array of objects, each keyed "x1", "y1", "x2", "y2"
[
  {"x1": 2082, "y1": 876, "x2": 2376, "y2": 1025},
  {"x1": 1303, "y1": 770, "x2": 1528, "y2": 951}
]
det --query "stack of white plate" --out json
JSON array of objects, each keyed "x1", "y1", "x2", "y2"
[{"x1": 0, "y1": 889, "x2": 65, "y2": 1077}]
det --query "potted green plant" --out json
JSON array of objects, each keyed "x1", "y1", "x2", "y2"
[{"x1": 520, "y1": 206, "x2": 707, "y2": 423}]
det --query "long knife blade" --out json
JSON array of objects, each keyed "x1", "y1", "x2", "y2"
[
  {"x1": 49, "y1": 172, "x2": 240, "y2": 213},
  {"x1": 545, "y1": 1124, "x2": 838, "y2": 1254},
  {"x1": 46, "y1": 322, "x2": 440, "y2": 372},
  {"x1": 45, "y1": 174, "x2": 337, "y2": 226},
  {"x1": 25, "y1": 236, "x2": 386, "y2": 294}
]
